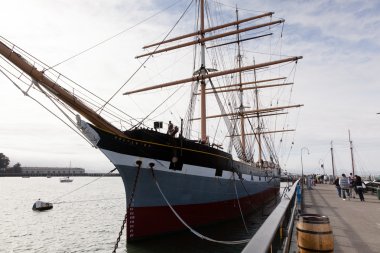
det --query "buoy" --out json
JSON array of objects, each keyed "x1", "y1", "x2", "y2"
[
  {"x1": 296, "y1": 214, "x2": 334, "y2": 253},
  {"x1": 32, "y1": 199, "x2": 53, "y2": 211}
]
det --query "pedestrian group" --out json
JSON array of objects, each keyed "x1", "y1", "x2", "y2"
[{"x1": 334, "y1": 173, "x2": 365, "y2": 201}]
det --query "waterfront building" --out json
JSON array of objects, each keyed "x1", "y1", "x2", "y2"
[{"x1": 21, "y1": 167, "x2": 85, "y2": 175}]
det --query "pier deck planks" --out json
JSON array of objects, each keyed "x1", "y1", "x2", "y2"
[{"x1": 292, "y1": 183, "x2": 380, "y2": 253}]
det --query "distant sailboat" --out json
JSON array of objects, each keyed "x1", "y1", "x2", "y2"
[{"x1": 60, "y1": 176, "x2": 73, "y2": 183}]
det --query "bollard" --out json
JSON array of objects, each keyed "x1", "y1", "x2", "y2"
[{"x1": 377, "y1": 188, "x2": 380, "y2": 200}]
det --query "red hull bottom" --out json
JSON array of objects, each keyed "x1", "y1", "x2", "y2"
[{"x1": 127, "y1": 187, "x2": 278, "y2": 241}]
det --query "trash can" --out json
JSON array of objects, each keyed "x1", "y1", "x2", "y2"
[{"x1": 297, "y1": 214, "x2": 334, "y2": 253}]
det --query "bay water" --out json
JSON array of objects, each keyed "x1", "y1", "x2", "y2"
[{"x1": 0, "y1": 177, "x2": 287, "y2": 252}]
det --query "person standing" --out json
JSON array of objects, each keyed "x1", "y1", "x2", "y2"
[
  {"x1": 167, "y1": 121, "x2": 174, "y2": 134},
  {"x1": 334, "y1": 176, "x2": 341, "y2": 198},
  {"x1": 339, "y1": 173, "x2": 350, "y2": 200},
  {"x1": 355, "y1": 175, "x2": 365, "y2": 202},
  {"x1": 307, "y1": 175, "x2": 312, "y2": 190},
  {"x1": 349, "y1": 173, "x2": 356, "y2": 198}
]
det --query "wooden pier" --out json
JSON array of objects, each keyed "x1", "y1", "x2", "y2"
[{"x1": 291, "y1": 183, "x2": 380, "y2": 253}]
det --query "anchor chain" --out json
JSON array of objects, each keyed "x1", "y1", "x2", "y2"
[{"x1": 112, "y1": 161, "x2": 142, "y2": 253}]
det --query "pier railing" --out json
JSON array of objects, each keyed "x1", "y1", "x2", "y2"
[{"x1": 242, "y1": 180, "x2": 300, "y2": 253}]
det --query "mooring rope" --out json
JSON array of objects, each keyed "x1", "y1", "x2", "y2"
[
  {"x1": 232, "y1": 172, "x2": 249, "y2": 233},
  {"x1": 53, "y1": 197, "x2": 124, "y2": 205},
  {"x1": 149, "y1": 164, "x2": 251, "y2": 245}
]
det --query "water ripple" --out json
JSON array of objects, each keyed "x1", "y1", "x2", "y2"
[{"x1": 0, "y1": 177, "x2": 284, "y2": 252}]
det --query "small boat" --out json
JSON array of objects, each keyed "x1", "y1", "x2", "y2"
[
  {"x1": 60, "y1": 176, "x2": 73, "y2": 183},
  {"x1": 32, "y1": 200, "x2": 53, "y2": 211}
]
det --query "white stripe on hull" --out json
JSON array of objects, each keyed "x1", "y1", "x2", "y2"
[{"x1": 100, "y1": 148, "x2": 272, "y2": 182}]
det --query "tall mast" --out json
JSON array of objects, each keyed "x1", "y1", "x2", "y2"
[
  {"x1": 348, "y1": 130, "x2": 355, "y2": 175},
  {"x1": 124, "y1": 2, "x2": 302, "y2": 151},
  {"x1": 253, "y1": 58, "x2": 262, "y2": 166},
  {"x1": 330, "y1": 141, "x2": 336, "y2": 179},
  {"x1": 200, "y1": 0, "x2": 207, "y2": 143},
  {"x1": 236, "y1": 7, "x2": 246, "y2": 160}
]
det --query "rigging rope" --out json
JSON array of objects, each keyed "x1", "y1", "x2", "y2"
[
  {"x1": 232, "y1": 173, "x2": 249, "y2": 233},
  {"x1": 0, "y1": 41, "x2": 139, "y2": 130},
  {"x1": 149, "y1": 164, "x2": 251, "y2": 245},
  {"x1": 209, "y1": 78, "x2": 245, "y2": 159},
  {"x1": 0, "y1": 67, "x2": 94, "y2": 147},
  {"x1": 46, "y1": 1, "x2": 182, "y2": 71},
  {"x1": 50, "y1": 168, "x2": 117, "y2": 203},
  {"x1": 130, "y1": 84, "x2": 187, "y2": 130},
  {"x1": 101, "y1": 0, "x2": 195, "y2": 113}
]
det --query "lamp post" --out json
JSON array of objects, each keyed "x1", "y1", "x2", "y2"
[
  {"x1": 301, "y1": 147, "x2": 310, "y2": 187},
  {"x1": 319, "y1": 159, "x2": 325, "y2": 174}
]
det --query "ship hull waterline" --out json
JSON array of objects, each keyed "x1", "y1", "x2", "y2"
[
  {"x1": 82, "y1": 122, "x2": 280, "y2": 241},
  {"x1": 114, "y1": 163, "x2": 279, "y2": 241}
]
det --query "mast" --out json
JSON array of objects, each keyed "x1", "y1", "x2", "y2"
[
  {"x1": 330, "y1": 141, "x2": 336, "y2": 179},
  {"x1": 228, "y1": 129, "x2": 295, "y2": 137},
  {"x1": 253, "y1": 58, "x2": 262, "y2": 167},
  {"x1": 123, "y1": 2, "x2": 303, "y2": 153},
  {"x1": 124, "y1": 57, "x2": 302, "y2": 95},
  {"x1": 348, "y1": 130, "x2": 355, "y2": 175},
  {"x1": 0, "y1": 40, "x2": 124, "y2": 137},
  {"x1": 191, "y1": 104, "x2": 303, "y2": 120},
  {"x1": 142, "y1": 12, "x2": 275, "y2": 49},
  {"x1": 200, "y1": 82, "x2": 293, "y2": 95},
  {"x1": 204, "y1": 77, "x2": 286, "y2": 91},
  {"x1": 236, "y1": 7, "x2": 246, "y2": 159},
  {"x1": 200, "y1": 0, "x2": 207, "y2": 143},
  {"x1": 135, "y1": 19, "x2": 283, "y2": 59}
]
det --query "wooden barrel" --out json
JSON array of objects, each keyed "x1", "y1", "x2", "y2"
[{"x1": 296, "y1": 214, "x2": 334, "y2": 252}]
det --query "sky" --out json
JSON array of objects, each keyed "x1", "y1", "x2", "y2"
[{"x1": 0, "y1": 0, "x2": 379, "y2": 176}]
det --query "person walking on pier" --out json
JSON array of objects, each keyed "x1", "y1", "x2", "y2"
[
  {"x1": 349, "y1": 173, "x2": 356, "y2": 198},
  {"x1": 334, "y1": 176, "x2": 341, "y2": 198},
  {"x1": 339, "y1": 173, "x2": 350, "y2": 200},
  {"x1": 355, "y1": 175, "x2": 365, "y2": 202}
]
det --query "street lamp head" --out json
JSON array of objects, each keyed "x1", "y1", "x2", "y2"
[{"x1": 300, "y1": 147, "x2": 310, "y2": 188}]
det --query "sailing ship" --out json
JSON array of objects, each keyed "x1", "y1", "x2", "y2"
[{"x1": 0, "y1": 0, "x2": 302, "y2": 241}]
